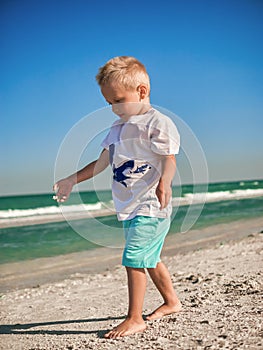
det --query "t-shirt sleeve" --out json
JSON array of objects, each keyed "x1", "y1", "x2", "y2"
[
  {"x1": 150, "y1": 116, "x2": 180, "y2": 155},
  {"x1": 101, "y1": 131, "x2": 111, "y2": 150},
  {"x1": 101, "y1": 120, "x2": 121, "y2": 150}
]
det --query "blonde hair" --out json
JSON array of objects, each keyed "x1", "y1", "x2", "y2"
[{"x1": 96, "y1": 56, "x2": 150, "y2": 92}]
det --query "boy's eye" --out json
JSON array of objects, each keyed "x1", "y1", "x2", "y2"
[
  {"x1": 114, "y1": 98, "x2": 124, "y2": 103},
  {"x1": 107, "y1": 98, "x2": 124, "y2": 105}
]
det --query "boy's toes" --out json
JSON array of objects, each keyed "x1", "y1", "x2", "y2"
[{"x1": 104, "y1": 329, "x2": 115, "y2": 338}]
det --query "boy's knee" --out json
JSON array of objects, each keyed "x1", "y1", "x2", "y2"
[{"x1": 125, "y1": 266, "x2": 145, "y2": 272}]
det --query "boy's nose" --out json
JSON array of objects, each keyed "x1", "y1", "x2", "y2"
[{"x1": 112, "y1": 104, "x2": 119, "y2": 114}]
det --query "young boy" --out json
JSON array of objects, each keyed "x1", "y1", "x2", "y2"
[{"x1": 53, "y1": 56, "x2": 182, "y2": 339}]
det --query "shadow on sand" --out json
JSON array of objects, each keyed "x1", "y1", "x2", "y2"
[{"x1": 0, "y1": 315, "x2": 126, "y2": 338}]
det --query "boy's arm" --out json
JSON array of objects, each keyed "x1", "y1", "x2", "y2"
[
  {"x1": 156, "y1": 154, "x2": 176, "y2": 210},
  {"x1": 53, "y1": 148, "x2": 110, "y2": 202}
]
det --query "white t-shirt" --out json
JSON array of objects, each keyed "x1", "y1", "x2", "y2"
[{"x1": 101, "y1": 108, "x2": 180, "y2": 221}]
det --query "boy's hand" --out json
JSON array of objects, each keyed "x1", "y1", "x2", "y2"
[
  {"x1": 53, "y1": 178, "x2": 75, "y2": 203},
  {"x1": 156, "y1": 178, "x2": 172, "y2": 210}
]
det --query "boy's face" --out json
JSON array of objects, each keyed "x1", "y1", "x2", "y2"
[{"x1": 101, "y1": 82, "x2": 148, "y2": 120}]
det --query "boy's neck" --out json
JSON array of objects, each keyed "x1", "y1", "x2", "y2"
[{"x1": 138, "y1": 99, "x2": 151, "y2": 115}]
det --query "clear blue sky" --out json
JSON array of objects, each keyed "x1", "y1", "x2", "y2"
[{"x1": 1, "y1": 0, "x2": 263, "y2": 195}]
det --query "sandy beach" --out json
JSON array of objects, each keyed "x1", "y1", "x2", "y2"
[{"x1": 0, "y1": 217, "x2": 262, "y2": 349}]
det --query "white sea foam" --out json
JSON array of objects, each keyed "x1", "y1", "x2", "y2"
[
  {"x1": 172, "y1": 188, "x2": 263, "y2": 206},
  {"x1": 0, "y1": 188, "x2": 263, "y2": 221},
  {"x1": 0, "y1": 202, "x2": 103, "y2": 219}
]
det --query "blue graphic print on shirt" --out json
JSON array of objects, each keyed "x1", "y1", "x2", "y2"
[{"x1": 113, "y1": 161, "x2": 151, "y2": 188}]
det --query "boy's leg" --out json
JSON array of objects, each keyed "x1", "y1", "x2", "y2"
[
  {"x1": 146, "y1": 261, "x2": 182, "y2": 320},
  {"x1": 104, "y1": 267, "x2": 147, "y2": 338}
]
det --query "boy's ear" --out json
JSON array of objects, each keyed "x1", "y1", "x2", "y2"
[{"x1": 137, "y1": 84, "x2": 148, "y2": 99}]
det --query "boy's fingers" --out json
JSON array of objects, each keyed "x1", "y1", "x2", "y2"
[
  {"x1": 160, "y1": 192, "x2": 171, "y2": 210},
  {"x1": 159, "y1": 194, "x2": 165, "y2": 209},
  {"x1": 52, "y1": 192, "x2": 67, "y2": 202}
]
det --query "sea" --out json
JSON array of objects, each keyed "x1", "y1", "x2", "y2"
[{"x1": 0, "y1": 179, "x2": 262, "y2": 265}]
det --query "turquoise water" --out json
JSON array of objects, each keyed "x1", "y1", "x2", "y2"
[{"x1": 0, "y1": 180, "x2": 262, "y2": 264}]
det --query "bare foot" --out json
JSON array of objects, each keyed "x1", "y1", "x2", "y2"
[
  {"x1": 146, "y1": 301, "x2": 182, "y2": 321},
  {"x1": 104, "y1": 317, "x2": 146, "y2": 339}
]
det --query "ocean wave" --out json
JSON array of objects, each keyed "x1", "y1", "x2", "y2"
[
  {"x1": 1, "y1": 188, "x2": 263, "y2": 220},
  {"x1": 0, "y1": 202, "x2": 103, "y2": 219},
  {"x1": 173, "y1": 188, "x2": 263, "y2": 206}
]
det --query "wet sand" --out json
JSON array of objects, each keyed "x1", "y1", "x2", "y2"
[
  {"x1": 0, "y1": 217, "x2": 262, "y2": 349},
  {"x1": 0, "y1": 217, "x2": 261, "y2": 293}
]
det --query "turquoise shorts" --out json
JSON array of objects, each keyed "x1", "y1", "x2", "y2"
[{"x1": 122, "y1": 216, "x2": 170, "y2": 268}]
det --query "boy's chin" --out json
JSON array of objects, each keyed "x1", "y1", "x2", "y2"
[{"x1": 117, "y1": 113, "x2": 130, "y2": 120}]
